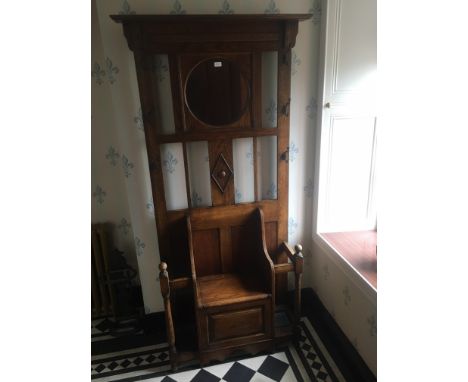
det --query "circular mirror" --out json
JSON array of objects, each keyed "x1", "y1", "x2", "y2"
[{"x1": 185, "y1": 58, "x2": 250, "y2": 126}]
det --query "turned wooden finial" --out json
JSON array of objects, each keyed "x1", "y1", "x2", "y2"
[
  {"x1": 159, "y1": 262, "x2": 167, "y2": 272},
  {"x1": 295, "y1": 244, "x2": 303, "y2": 254}
]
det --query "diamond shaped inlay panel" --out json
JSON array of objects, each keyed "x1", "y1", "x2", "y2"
[{"x1": 211, "y1": 153, "x2": 233, "y2": 193}]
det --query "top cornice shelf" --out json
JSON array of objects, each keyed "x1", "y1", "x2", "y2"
[
  {"x1": 110, "y1": 14, "x2": 311, "y2": 53},
  {"x1": 110, "y1": 14, "x2": 312, "y2": 23}
]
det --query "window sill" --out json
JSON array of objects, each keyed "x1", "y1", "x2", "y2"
[
  {"x1": 320, "y1": 231, "x2": 377, "y2": 289},
  {"x1": 312, "y1": 230, "x2": 377, "y2": 304}
]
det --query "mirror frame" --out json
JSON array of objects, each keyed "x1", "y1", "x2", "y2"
[{"x1": 184, "y1": 57, "x2": 251, "y2": 128}]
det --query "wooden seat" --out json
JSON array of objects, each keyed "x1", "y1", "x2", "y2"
[
  {"x1": 197, "y1": 273, "x2": 270, "y2": 308},
  {"x1": 186, "y1": 208, "x2": 276, "y2": 364}
]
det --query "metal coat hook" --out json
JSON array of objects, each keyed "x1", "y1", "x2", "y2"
[{"x1": 280, "y1": 146, "x2": 290, "y2": 163}]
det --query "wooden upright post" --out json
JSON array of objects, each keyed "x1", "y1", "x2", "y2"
[
  {"x1": 159, "y1": 262, "x2": 177, "y2": 371},
  {"x1": 293, "y1": 244, "x2": 303, "y2": 335}
]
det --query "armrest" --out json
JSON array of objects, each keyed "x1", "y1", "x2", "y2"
[
  {"x1": 274, "y1": 263, "x2": 294, "y2": 274},
  {"x1": 277, "y1": 242, "x2": 303, "y2": 275},
  {"x1": 278, "y1": 242, "x2": 304, "y2": 332},
  {"x1": 170, "y1": 277, "x2": 192, "y2": 290}
]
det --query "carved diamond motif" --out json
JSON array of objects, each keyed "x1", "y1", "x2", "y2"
[{"x1": 211, "y1": 153, "x2": 233, "y2": 193}]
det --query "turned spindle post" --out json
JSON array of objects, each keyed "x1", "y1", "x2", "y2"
[
  {"x1": 159, "y1": 262, "x2": 177, "y2": 371},
  {"x1": 293, "y1": 244, "x2": 303, "y2": 333}
]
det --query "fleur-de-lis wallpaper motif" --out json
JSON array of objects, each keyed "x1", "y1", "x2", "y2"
[
  {"x1": 93, "y1": 185, "x2": 106, "y2": 204},
  {"x1": 304, "y1": 178, "x2": 314, "y2": 198},
  {"x1": 264, "y1": 0, "x2": 279, "y2": 14},
  {"x1": 367, "y1": 315, "x2": 377, "y2": 337},
  {"x1": 191, "y1": 191, "x2": 202, "y2": 207},
  {"x1": 219, "y1": 0, "x2": 234, "y2": 14},
  {"x1": 309, "y1": 0, "x2": 322, "y2": 26},
  {"x1": 343, "y1": 286, "x2": 351, "y2": 306},
  {"x1": 118, "y1": 0, "x2": 136, "y2": 15},
  {"x1": 170, "y1": 0, "x2": 186, "y2": 15},
  {"x1": 105, "y1": 57, "x2": 119, "y2": 84},
  {"x1": 246, "y1": 149, "x2": 254, "y2": 166},
  {"x1": 117, "y1": 218, "x2": 131, "y2": 235},
  {"x1": 122, "y1": 155, "x2": 134, "y2": 178},
  {"x1": 146, "y1": 201, "x2": 154, "y2": 211},
  {"x1": 292, "y1": 51, "x2": 301, "y2": 76},
  {"x1": 105, "y1": 146, "x2": 120, "y2": 166},
  {"x1": 306, "y1": 98, "x2": 318, "y2": 120},
  {"x1": 323, "y1": 264, "x2": 330, "y2": 281},
  {"x1": 265, "y1": 99, "x2": 277, "y2": 124},
  {"x1": 135, "y1": 236, "x2": 146, "y2": 256},
  {"x1": 265, "y1": 182, "x2": 277, "y2": 199},
  {"x1": 134, "y1": 107, "x2": 144, "y2": 130},
  {"x1": 235, "y1": 188, "x2": 243, "y2": 203},
  {"x1": 151, "y1": 57, "x2": 169, "y2": 82},
  {"x1": 289, "y1": 142, "x2": 299, "y2": 162},
  {"x1": 91, "y1": 62, "x2": 105, "y2": 85},
  {"x1": 163, "y1": 151, "x2": 178, "y2": 174},
  {"x1": 288, "y1": 217, "x2": 298, "y2": 236}
]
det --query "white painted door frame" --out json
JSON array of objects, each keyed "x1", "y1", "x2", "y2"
[{"x1": 312, "y1": 0, "x2": 377, "y2": 301}]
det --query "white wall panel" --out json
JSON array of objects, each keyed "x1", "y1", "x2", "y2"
[
  {"x1": 186, "y1": 141, "x2": 212, "y2": 208},
  {"x1": 160, "y1": 143, "x2": 188, "y2": 211},
  {"x1": 233, "y1": 138, "x2": 255, "y2": 203}
]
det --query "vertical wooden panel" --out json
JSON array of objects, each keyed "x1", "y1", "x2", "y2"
[
  {"x1": 168, "y1": 218, "x2": 191, "y2": 278},
  {"x1": 192, "y1": 229, "x2": 221, "y2": 276},
  {"x1": 252, "y1": 52, "x2": 262, "y2": 128},
  {"x1": 251, "y1": 52, "x2": 261, "y2": 203},
  {"x1": 276, "y1": 47, "x2": 291, "y2": 251},
  {"x1": 253, "y1": 137, "x2": 258, "y2": 201},
  {"x1": 91, "y1": 228, "x2": 109, "y2": 316},
  {"x1": 276, "y1": 22, "x2": 295, "y2": 301},
  {"x1": 219, "y1": 227, "x2": 233, "y2": 273},
  {"x1": 91, "y1": 245, "x2": 102, "y2": 316},
  {"x1": 182, "y1": 142, "x2": 192, "y2": 209},
  {"x1": 168, "y1": 54, "x2": 184, "y2": 133},
  {"x1": 230, "y1": 224, "x2": 255, "y2": 271},
  {"x1": 97, "y1": 226, "x2": 117, "y2": 319},
  {"x1": 133, "y1": 49, "x2": 171, "y2": 261},
  {"x1": 209, "y1": 139, "x2": 235, "y2": 206},
  {"x1": 264, "y1": 221, "x2": 278, "y2": 256}
]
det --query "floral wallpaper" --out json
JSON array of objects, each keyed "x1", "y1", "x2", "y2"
[
  {"x1": 91, "y1": 0, "x2": 140, "y2": 277},
  {"x1": 92, "y1": 0, "x2": 376, "y2": 375}
]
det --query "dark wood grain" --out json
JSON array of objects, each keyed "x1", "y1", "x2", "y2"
[
  {"x1": 192, "y1": 229, "x2": 221, "y2": 277},
  {"x1": 321, "y1": 231, "x2": 377, "y2": 288},
  {"x1": 112, "y1": 13, "x2": 310, "y2": 370},
  {"x1": 197, "y1": 274, "x2": 269, "y2": 308},
  {"x1": 157, "y1": 127, "x2": 278, "y2": 143},
  {"x1": 111, "y1": 14, "x2": 312, "y2": 23},
  {"x1": 208, "y1": 140, "x2": 235, "y2": 206},
  {"x1": 275, "y1": 46, "x2": 291, "y2": 304}
]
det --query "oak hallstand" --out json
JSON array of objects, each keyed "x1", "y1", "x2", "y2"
[{"x1": 111, "y1": 13, "x2": 311, "y2": 370}]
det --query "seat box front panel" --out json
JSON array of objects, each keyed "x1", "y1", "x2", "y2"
[{"x1": 199, "y1": 299, "x2": 272, "y2": 349}]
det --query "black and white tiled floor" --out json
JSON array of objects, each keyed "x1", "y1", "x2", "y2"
[
  {"x1": 92, "y1": 317, "x2": 347, "y2": 382},
  {"x1": 150, "y1": 352, "x2": 299, "y2": 382}
]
